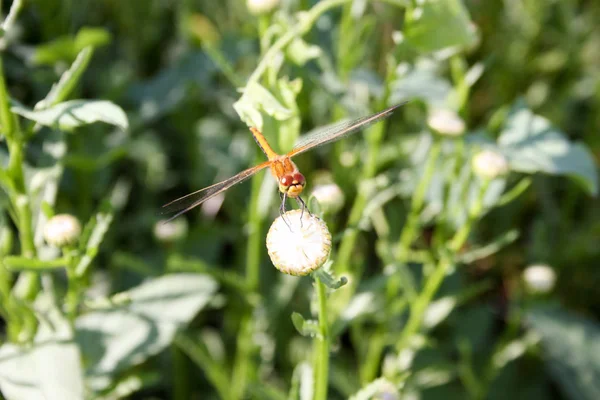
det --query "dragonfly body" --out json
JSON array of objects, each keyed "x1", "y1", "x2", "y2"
[
  {"x1": 162, "y1": 103, "x2": 405, "y2": 222},
  {"x1": 251, "y1": 127, "x2": 306, "y2": 198}
]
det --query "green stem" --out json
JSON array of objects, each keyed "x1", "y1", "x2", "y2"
[
  {"x1": 245, "y1": 154, "x2": 264, "y2": 294},
  {"x1": 384, "y1": 138, "x2": 441, "y2": 316},
  {"x1": 395, "y1": 138, "x2": 442, "y2": 260},
  {"x1": 450, "y1": 179, "x2": 490, "y2": 252},
  {"x1": 395, "y1": 178, "x2": 490, "y2": 354},
  {"x1": 231, "y1": 315, "x2": 254, "y2": 400},
  {"x1": 64, "y1": 248, "x2": 81, "y2": 323},
  {"x1": 245, "y1": 0, "x2": 352, "y2": 88},
  {"x1": 314, "y1": 277, "x2": 330, "y2": 400},
  {"x1": 175, "y1": 333, "x2": 233, "y2": 400},
  {"x1": 394, "y1": 256, "x2": 451, "y2": 352},
  {"x1": 171, "y1": 342, "x2": 191, "y2": 400},
  {"x1": 0, "y1": 57, "x2": 15, "y2": 140}
]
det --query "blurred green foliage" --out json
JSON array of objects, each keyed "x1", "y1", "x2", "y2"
[{"x1": 0, "y1": 0, "x2": 599, "y2": 399}]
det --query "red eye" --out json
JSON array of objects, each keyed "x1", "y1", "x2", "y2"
[
  {"x1": 280, "y1": 175, "x2": 292, "y2": 186},
  {"x1": 293, "y1": 173, "x2": 305, "y2": 185}
]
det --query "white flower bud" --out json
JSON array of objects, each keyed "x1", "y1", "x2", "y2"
[
  {"x1": 472, "y1": 150, "x2": 509, "y2": 179},
  {"x1": 247, "y1": 0, "x2": 279, "y2": 15},
  {"x1": 427, "y1": 108, "x2": 465, "y2": 136},
  {"x1": 43, "y1": 214, "x2": 81, "y2": 247},
  {"x1": 523, "y1": 264, "x2": 556, "y2": 294},
  {"x1": 311, "y1": 183, "x2": 345, "y2": 214},
  {"x1": 266, "y1": 210, "x2": 331, "y2": 276},
  {"x1": 154, "y1": 218, "x2": 188, "y2": 243}
]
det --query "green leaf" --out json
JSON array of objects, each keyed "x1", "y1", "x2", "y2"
[
  {"x1": 0, "y1": 297, "x2": 85, "y2": 400},
  {"x1": 423, "y1": 296, "x2": 457, "y2": 329},
  {"x1": 498, "y1": 102, "x2": 598, "y2": 195},
  {"x1": 76, "y1": 273, "x2": 218, "y2": 393},
  {"x1": 3, "y1": 255, "x2": 69, "y2": 271},
  {"x1": 286, "y1": 38, "x2": 322, "y2": 66},
  {"x1": 76, "y1": 203, "x2": 114, "y2": 276},
  {"x1": 404, "y1": 0, "x2": 478, "y2": 53},
  {"x1": 233, "y1": 82, "x2": 293, "y2": 130},
  {"x1": 313, "y1": 267, "x2": 347, "y2": 290},
  {"x1": 12, "y1": 100, "x2": 129, "y2": 131},
  {"x1": 291, "y1": 312, "x2": 319, "y2": 337},
  {"x1": 527, "y1": 306, "x2": 600, "y2": 400},
  {"x1": 389, "y1": 60, "x2": 453, "y2": 108},
  {"x1": 36, "y1": 46, "x2": 95, "y2": 110},
  {"x1": 33, "y1": 27, "x2": 110, "y2": 65}
]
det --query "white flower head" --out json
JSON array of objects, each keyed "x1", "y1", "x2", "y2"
[
  {"x1": 43, "y1": 214, "x2": 81, "y2": 247},
  {"x1": 427, "y1": 108, "x2": 465, "y2": 136},
  {"x1": 154, "y1": 218, "x2": 189, "y2": 243},
  {"x1": 247, "y1": 0, "x2": 279, "y2": 15},
  {"x1": 266, "y1": 210, "x2": 331, "y2": 276},
  {"x1": 472, "y1": 149, "x2": 509, "y2": 180},
  {"x1": 523, "y1": 264, "x2": 556, "y2": 294},
  {"x1": 311, "y1": 183, "x2": 345, "y2": 214}
]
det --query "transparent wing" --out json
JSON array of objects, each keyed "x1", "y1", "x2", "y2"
[
  {"x1": 287, "y1": 103, "x2": 406, "y2": 158},
  {"x1": 161, "y1": 161, "x2": 271, "y2": 222}
]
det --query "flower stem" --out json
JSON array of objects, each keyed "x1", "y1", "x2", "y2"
[
  {"x1": 0, "y1": 57, "x2": 39, "y2": 303},
  {"x1": 314, "y1": 276, "x2": 330, "y2": 400},
  {"x1": 395, "y1": 178, "x2": 490, "y2": 354},
  {"x1": 450, "y1": 179, "x2": 490, "y2": 252},
  {"x1": 395, "y1": 138, "x2": 442, "y2": 260}
]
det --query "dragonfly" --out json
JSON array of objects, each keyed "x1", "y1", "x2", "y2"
[{"x1": 162, "y1": 103, "x2": 405, "y2": 222}]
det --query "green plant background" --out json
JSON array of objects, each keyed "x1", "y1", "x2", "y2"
[{"x1": 0, "y1": 0, "x2": 599, "y2": 399}]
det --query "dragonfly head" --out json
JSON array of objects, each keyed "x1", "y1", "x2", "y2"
[{"x1": 279, "y1": 173, "x2": 305, "y2": 198}]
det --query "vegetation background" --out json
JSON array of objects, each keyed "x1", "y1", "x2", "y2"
[{"x1": 0, "y1": 0, "x2": 599, "y2": 399}]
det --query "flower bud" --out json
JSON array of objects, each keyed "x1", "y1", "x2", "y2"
[
  {"x1": 43, "y1": 214, "x2": 81, "y2": 247},
  {"x1": 266, "y1": 210, "x2": 331, "y2": 276},
  {"x1": 472, "y1": 149, "x2": 509, "y2": 179},
  {"x1": 154, "y1": 218, "x2": 188, "y2": 243},
  {"x1": 247, "y1": 0, "x2": 279, "y2": 15},
  {"x1": 427, "y1": 108, "x2": 465, "y2": 136},
  {"x1": 311, "y1": 183, "x2": 345, "y2": 214},
  {"x1": 523, "y1": 264, "x2": 556, "y2": 294}
]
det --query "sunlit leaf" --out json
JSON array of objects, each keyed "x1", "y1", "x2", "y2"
[
  {"x1": 0, "y1": 298, "x2": 84, "y2": 400},
  {"x1": 286, "y1": 38, "x2": 322, "y2": 66},
  {"x1": 12, "y1": 100, "x2": 129, "y2": 131},
  {"x1": 499, "y1": 102, "x2": 598, "y2": 195},
  {"x1": 389, "y1": 60, "x2": 453, "y2": 107},
  {"x1": 233, "y1": 82, "x2": 293, "y2": 129},
  {"x1": 76, "y1": 273, "x2": 218, "y2": 392}
]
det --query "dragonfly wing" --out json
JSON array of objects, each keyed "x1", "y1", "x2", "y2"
[
  {"x1": 288, "y1": 103, "x2": 406, "y2": 158},
  {"x1": 161, "y1": 161, "x2": 271, "y2": 222}
]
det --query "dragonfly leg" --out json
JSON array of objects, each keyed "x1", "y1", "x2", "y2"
[
  {"x1": 296, "y1": 196, "x2": 311, "y2": 228},
  {"x1": 280, "y1": 192, "x2": 291, "y2": 229}
]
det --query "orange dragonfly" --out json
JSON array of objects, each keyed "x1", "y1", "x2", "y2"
[{"x1": 162, "y1": 103, "x2": 404, "y2": 222}]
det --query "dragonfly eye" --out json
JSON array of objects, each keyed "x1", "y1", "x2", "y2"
[
  {"x1": 293, "y1": 173, "x2": 305, "y2": 185},
  {"x1": 280, "y1": 175, "x2": 293, "y2": 187}
]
